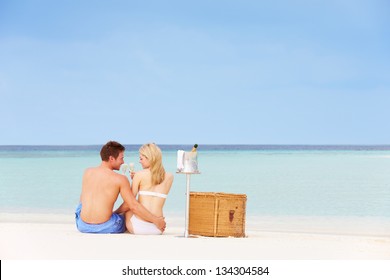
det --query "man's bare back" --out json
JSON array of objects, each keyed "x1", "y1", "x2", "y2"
[{"x1": 80, "y1": 166, "x2": 125, "y2": 223}]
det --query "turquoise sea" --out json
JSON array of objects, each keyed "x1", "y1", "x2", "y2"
[{"x1": 1, "y1": 145, "x2": 390, "y2": 218}]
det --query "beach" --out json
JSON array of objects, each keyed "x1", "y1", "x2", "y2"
[
  {"x1": 1, "y1": 146, "x2": 390, "y2": 261},
  {"x1": 1, "y1": 213, "x2": 389, "y2": 260}
]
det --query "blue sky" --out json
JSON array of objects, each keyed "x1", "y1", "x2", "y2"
[{"x1": 1, "y1": 0, "x2": 389, "y2": 145}]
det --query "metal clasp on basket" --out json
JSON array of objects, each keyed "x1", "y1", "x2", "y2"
[{"x1": 229, "y1": 210, "x2": 235, "y2": 222}]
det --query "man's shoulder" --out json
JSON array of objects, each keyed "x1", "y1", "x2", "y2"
[
  {"x1": 113, "y1": 172, "x2": 130, "y2": 185},
  {"x1": 84, "y1": 166, "x2": 123, "y2": 179},
  {"x1": 83, "y1": 167, "x2": 97, "y2": 176},
  {"x1": 113, "y1": 171, "x2": 127, "y2": 180}
]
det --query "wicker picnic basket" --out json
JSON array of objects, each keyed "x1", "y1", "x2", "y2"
[{"x1": 189, "y1": 192, "x2": 247, "y2": 237}]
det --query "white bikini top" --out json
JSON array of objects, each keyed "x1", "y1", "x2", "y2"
[{"x1": 138, "y1": 190, "x2": 168, "y2": 199}]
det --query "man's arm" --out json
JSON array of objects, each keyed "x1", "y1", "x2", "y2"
[
  {"x1": 114, "y1": 202, "x2": 130, "y2": 214},
  {"x1": 119, "y1": 177, "x2": 166, "y2": 231}
]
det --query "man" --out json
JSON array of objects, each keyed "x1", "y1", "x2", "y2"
[{"x1": 75, "y1": 141, "x2": 166, "y2": 233}]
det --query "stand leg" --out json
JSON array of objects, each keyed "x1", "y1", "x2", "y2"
[{"x1": 184, "y1": 174, "x2": 191, "y2": 238}]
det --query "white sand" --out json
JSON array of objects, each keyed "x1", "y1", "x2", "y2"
[{"x1": 1, "y1": 213, "x2": 389, "y2": 260}]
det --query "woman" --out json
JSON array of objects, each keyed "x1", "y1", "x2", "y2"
[{"x1": 116, "y1": 143, "x2": 173, "y2": 234}]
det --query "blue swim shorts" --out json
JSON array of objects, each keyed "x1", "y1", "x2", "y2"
[{"x1": 75, "y1": 204, "x2": 125, "y2": 234}]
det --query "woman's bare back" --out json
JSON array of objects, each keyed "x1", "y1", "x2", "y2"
[{"x1": 135, "y1": 171, "x2": 174, "y2": 217}]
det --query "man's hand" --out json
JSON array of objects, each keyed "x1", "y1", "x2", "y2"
[{"x1": 154, "y1": 216, "x2": 166, "y2": 232}]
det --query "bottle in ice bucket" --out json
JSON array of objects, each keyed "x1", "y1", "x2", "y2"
[
  {"x1": 191, "y1": 144, "x2": 198, "y2": 153},
  {"x1": 183, "y1": 144, "x2": 199, "y2": 172}
]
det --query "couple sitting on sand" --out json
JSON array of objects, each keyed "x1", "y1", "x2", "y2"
[{"x1": 75, "y1": 141, "x2": 173, "y2": 234}]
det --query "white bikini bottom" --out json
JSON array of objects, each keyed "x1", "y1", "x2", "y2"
[{"x1": 130, "y1": 215, "x2": 162, "y2": 235}]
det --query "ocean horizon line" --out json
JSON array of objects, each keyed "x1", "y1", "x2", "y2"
[{"x1": 1, "y1": 144, "x2": 390, "y2": 151}]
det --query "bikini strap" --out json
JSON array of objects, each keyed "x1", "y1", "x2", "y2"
[{"x1": 138, "y1": 190, "x2": 168, "y2": 199}]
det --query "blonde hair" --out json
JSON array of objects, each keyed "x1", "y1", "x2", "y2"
[{"x1": 139, "y1": 143, "x2": 165, "y2": 185}]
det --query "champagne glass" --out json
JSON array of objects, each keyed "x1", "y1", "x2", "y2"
[
  {"x1": 120, "y1": 163, "x2": 129, "y2": 174},
  {"x1": 129, "y1": 162, "x2": 135, "y2": 180},
  {"x1": 129, "y1": 162, "x2": 135, "y2": 172}
]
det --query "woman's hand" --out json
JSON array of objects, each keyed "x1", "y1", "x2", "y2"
[{"x1": 130, "y1": 171, "x2": 136, "y2": 180}]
